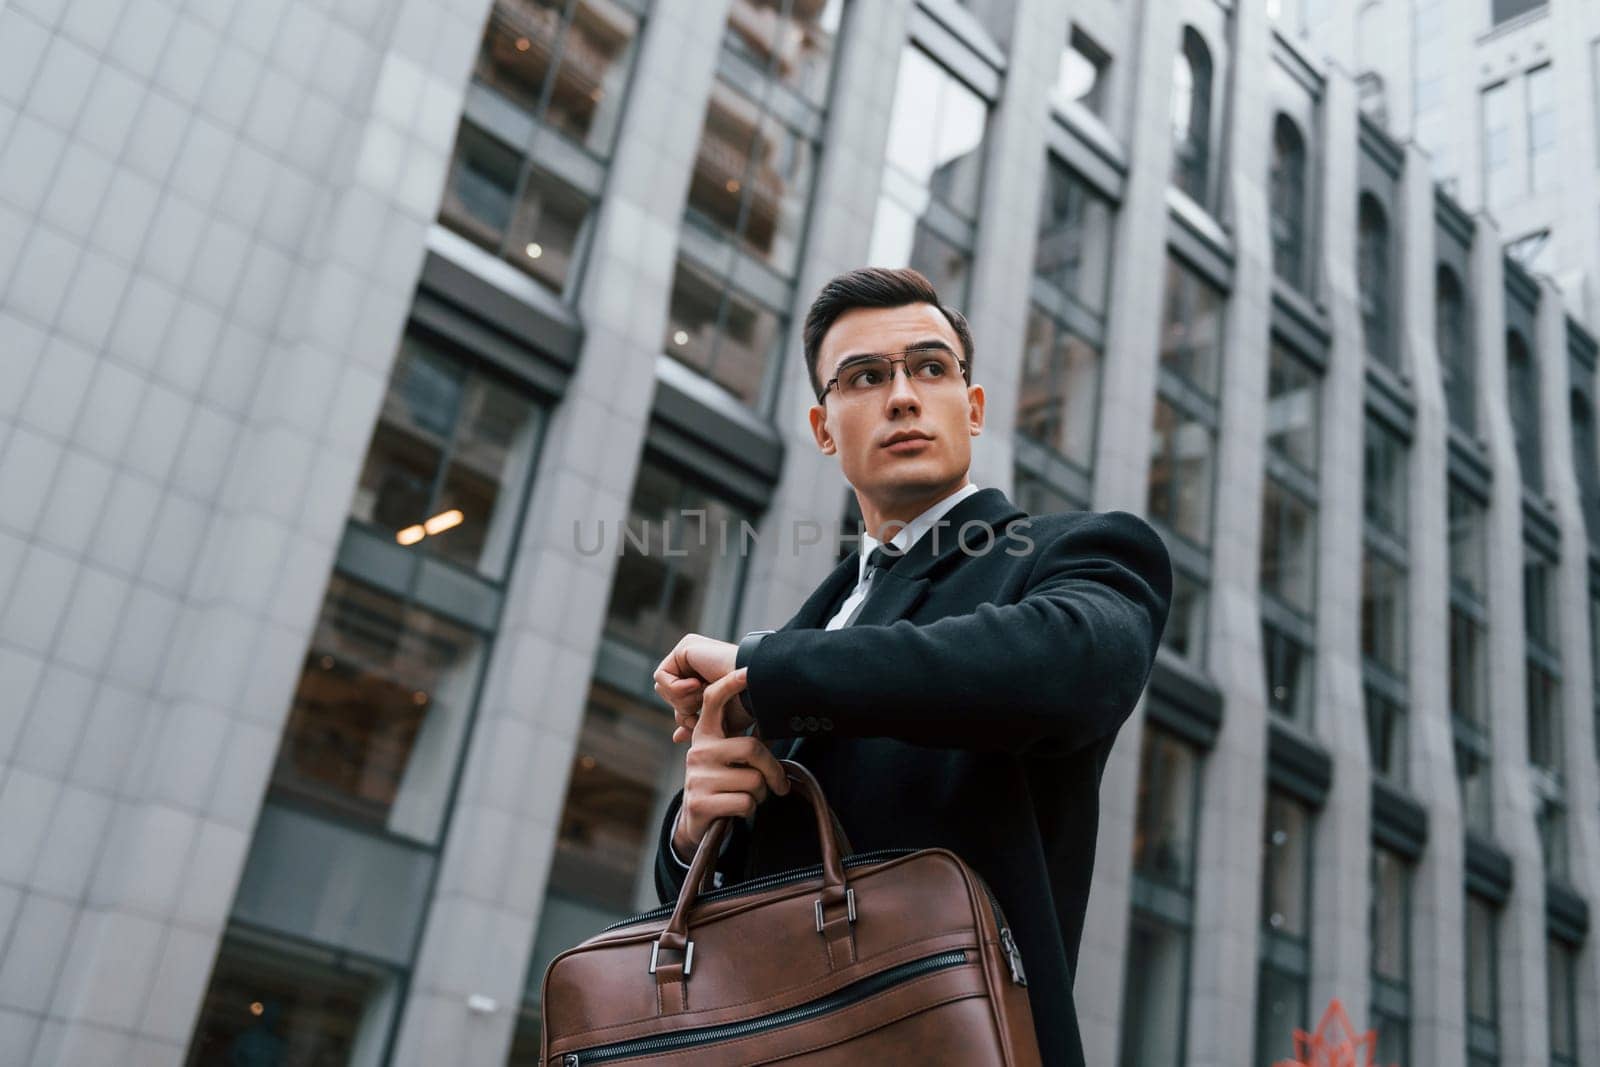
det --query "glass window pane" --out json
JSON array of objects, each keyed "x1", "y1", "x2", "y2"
[
  {"x1": 1526, "y1": 660, "x2": 1562, "y2": 770},
  {"x1": 503, "y1": 163, "x2": 592, "y2": 296},
  {"x1": 1358, "y1": 196, "x2": 1393, "y2": 367},
  {"x1": 1448, "y1": 482, "x2": 1488, "y2": 600},
  {"x1": 474, "y1": 0, "x2": 570, "y2": 114},
  {"x1": 542, "y1": 0, "x2": 641, "y2": 154},
  {"x1": 1527, "y1": 65, "x2": 1556, "y2": 194},
  {"x1": 1054, "y1": 26, "x2": 1111, "y2": 118},
  {"x1": 1260, "y1": 478, "x2": 1316, "y2": 614},
  {"x1": 1365, "y1": 685, "x2": 1407, "y2": 781},
  {"x1": 1035, "y1": 156, "x2": 1115, "y2": 320},
  {"x1": 185, "y1": 935, "x2": 401, "y2": 1067},
  {"x1": 1548, "y1": 937, "x2": 1577, "y2": 1058},
  {"x1": 1450, "y1": 605, "x2": 1488, "y2": 728},
  {"x1": 1507, "y1": 331, "x2": 1543, "y2": 490},
  {"x1": 604, "y1": 462, "x2": 749, "y2": 653},
  {"x1": 1437, "y1": 266, "x2": 1474, "y2": 430},
  {"x1": 1458, "y1": 746, "x2": 1494, "y2": 836},
  {"x1": 1537, "y1": 797, "x2": 1569, "y2": 881},
  {"x1": 440, "y1": 122, "x2": 523, "y2": 255},
  {"x1": 1148, "y1": 395, "x2": 1216, "y2": 548},
  {"x1": 1119, "y1": 913, "x2": 1189, "y2": 1067},
  {"x1": 1159, "y1": 255, "x2": 1225, "y2": 395},
  {"x1": 687, "y1": 81, "x2": 766, "y2": 244},
  {"x1": 1017, "y1": 304, "x2": 1100, "y2": 471},
  {"x1": 710, "y1": 285, "x2": 783, "y2": 406},
  {"x1": 1131, "y1": 727, "x2": 1200, "y2": 890},
  {"x1": 1254, "y1": 964, "x2": 1308, "y2": 1067},
  {"x1": 929, "y1": 69, "x2": 988, "y2": 220},
  {"x1": 1163, "y1": 569, "x2": 1207, "y2": 664},
  {"x1": 663, "y1": 256, "x2": 723, "y2": 380},
  {"x1": 546, "y1": 681, "x2": 679, "y2": 913},
  {"x1": 907, "y1": 222, "x2": 973, "y2": 307},
  {"x1": 1270, "y1": 116, "x2": 1307, "y2": 290},
  {"x1": 1523, "y1": 555, "x2": 1558, "y2": 647},
  {"x1": 1361, "y1": 553, "x2": 1408, "y2": 676},
  {"x1": 430, "y1": 375, "x2": 541, "y2": 578},
  {"x1": 1370, "y1": 847, "x2": 1410, "y2": 982},
  {"x1": 1266, "y1": 341, "x2": 1319, "y2": 474},
  {"x1": 735, "y1": 112, "x2": 816, "y2": 273},
  {"x1": 1363, "y1": 415, "x2": 1408, "y2": 537},
  {"x1": 1261, "y1": 791, "x2": 1311, "y2": 938},
  {"x1": 1372, "y1": 1011, "x2": 1409, "y2": 1067},
  {"x1": 272, "y1": 576, "x2": 487, "y2": 843},
  {"x1": 1172, "y1": 30, "x2": 1212, "y2": 205},
  {"x1": 1013, "y1": 465, "x2": 1081, "y2": 515},
  {"x1": 1482, "y1": 78, "x2": 1518, "y2": 206},
  {"x1": 1465, "y1": 894, "x2": 1498, "y2": 1025},
  {"x1": 1263, "y1": 622, "x2": 1313, "y2": 726}
]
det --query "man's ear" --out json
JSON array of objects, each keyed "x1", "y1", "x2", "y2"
[
  {"x1": 967, "y1": 383, "x2": 986, "y2": 435},
  {"x1": 809, "y1": 404, "x2": 837, "y2": 454}
]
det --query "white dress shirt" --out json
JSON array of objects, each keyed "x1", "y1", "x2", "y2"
[{"x1": 670, "y1": 482, "x2": 982, "y2": 872}]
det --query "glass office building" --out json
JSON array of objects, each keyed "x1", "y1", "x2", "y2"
[{"x1": 0, "y1": 0, "x2": 1597, "y2": 1064}]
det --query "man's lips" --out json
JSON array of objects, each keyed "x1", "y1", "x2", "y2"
[{"x1": 881, "y1": 432, "x2": 933, "y2": 448}]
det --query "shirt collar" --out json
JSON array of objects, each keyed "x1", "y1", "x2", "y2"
[{"x1": 856, "y1": 482, "x2": 981, "y2": 585}]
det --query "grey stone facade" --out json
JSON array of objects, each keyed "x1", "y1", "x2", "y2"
[{"x1": 0, "y1": 1, "x2": 1597, "y2": 1065}]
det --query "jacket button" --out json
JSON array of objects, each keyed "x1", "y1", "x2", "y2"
[
  {"x1": 819, "y1": 717, "x2": 833, "y2": 731},
  {"x1": 789, "y1": 716, "x2": 805, "y2": 732},
  {"x1": 803, "y1": 716, "x2": 819, "y2": 731}
]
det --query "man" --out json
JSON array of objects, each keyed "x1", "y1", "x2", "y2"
[{"x1": 650, "y1": 267, "x2": 1171, "y2": 1065}]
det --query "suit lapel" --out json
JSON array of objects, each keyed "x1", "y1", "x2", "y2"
[{"x1": 771, "y1": 488, "x2": 1027, "y2": 763}]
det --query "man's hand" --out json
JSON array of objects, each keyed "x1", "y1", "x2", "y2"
[
  {"x1": 653, "y1": 633, "x2": 740, "y2": 741},
  {"x1": 671, "y1": 668, "x2": 786, "y2": 860}
]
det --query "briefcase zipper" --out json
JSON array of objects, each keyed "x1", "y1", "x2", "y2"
[
  {"x1": 608, "y1": 849, "x2": 1026, "y2": 986},
  {"x1": 559, "y1": 949, "x2": 968, "y2": 1065}
]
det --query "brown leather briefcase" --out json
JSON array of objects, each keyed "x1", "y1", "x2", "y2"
[{"x1": 538, "y1": 760, "x2": 1041, "y2": 1065}]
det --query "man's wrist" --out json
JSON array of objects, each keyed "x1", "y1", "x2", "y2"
[{"x1": 735, "y1": 630, "x2": 775, "y2": 716}]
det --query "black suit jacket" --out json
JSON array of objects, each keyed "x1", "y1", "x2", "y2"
[{"x1": 652, "y1": 487, "x2": 1172, "y2": 1066}]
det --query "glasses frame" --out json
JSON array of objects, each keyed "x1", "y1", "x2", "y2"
[{"x1": 817, "y1": 346, "x2": 971, "y2": 403}]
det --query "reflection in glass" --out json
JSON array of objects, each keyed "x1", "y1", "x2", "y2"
[
  {"x1": 1465, "y1": 894, "x2": 1498, "y2": 1026},
  {"x1": 1370, "y1": 847, "x2": 1409, "y2": 981},
  {"x1": 185, "y1": 935, "x2": 400, "y2": 1067},
  {"x1": 1549, "y1": 937, "x2": 1578, "y2": 1064},
  {"x1": 1131, "y1": 726, "x2": 1199, "y2": 890},
  {"x1": 1120, "y1": 913, "x2": 1188, "y2": 1067},
  {"x1": 1017, "y1": 305, "x2": 1099, "y2": 471},
  {"x1": 1458, "y1": 745, "x2": 1494, "y2": 835},
  {"x1": 352, "y1": 332, "x2": 541, "y2": 579},
  {"x1": 1363, "y1": 415, "x2": 1408, "y2": 538},
  {"x1": 1054, "y1": 26, "x2": 1111, "y2": 118},
  {"x1": 1163, "y1": 569, "x2": 1207, "y2": 664},
  {"x1": 1507, "y1": 328, "x2": 1542, "y2": 491},
  {"x1": 1260, "y1": 791, "x2": 1310, "y2": 937},
  {"x1": 1437, "y1": 266, "x2": 1474, "y2": 430},
  {"x1": 1266, "y1": 341, "x2": 1319, "y2": 474},
  {"x1": 1263, "y1": 622, "x2": 1312, "y2": 726},
  {"x1": 1270, "y1": 115, "x2": 1307, "y2": 290},
  {"x1": 1254, "y1": 964, "x2": 1307, "y2": 1067},
  {"x1": 1172, "y1": 28, "x2": 1212, "y2": 205},
  {"x1": 1358, "y1": 195, "x2": 1393, "y2": 367},
  {"x1": 1537, "y1": 797, "x2": 1569, "y2": 881},
  {"x1": 1448, "y1": 481, "x2": 1487, "y2": 599},
  {"x1": 1260, "y1": 479, "x2": 1316, "y2": 614},
  {"x1": 1035, "y1": 157, "x2": 1115, "y2": 320},
  {"x1": 661, "y1": 255, "x2": 783, "y2": 407},
  {"x1": 1159, "y1": 256, "x2": 1224, "y2": 395},
  {"x1": 546, "y1": 682, "x2": 679, "y2": 913},
  {"x1": 1361, "y1": 554, "x2": 1407, "y2": 676},
  {"x1": 604, "y1": 461, "x2": 748, "y2": 655},
  {"x1": 1526, "y1": 659, "x2": 1562, "y2": 771},
  {"x1": 272, "y1": 576, "x2": 486, "y2": 844},
  {"x1": 724, "y1": 0, "x2": 843, "y2": 107},
  {"x1": 439, "y1": 123, "x2": 594, "y2": 297},
  {"x1": 1148, "y1": 395, "x2": 1215, "y2": 548},
  {"x1": 1450, "y1": 605, "x2": 1488, "y2": 728},
  {"x1": 1365, "y1": 685, "x2": 1406, "y2": 781}
]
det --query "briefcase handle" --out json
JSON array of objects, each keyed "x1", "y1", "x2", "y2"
[{"x1": 652, "y1": 760, "x2": 853, "y2": 984}]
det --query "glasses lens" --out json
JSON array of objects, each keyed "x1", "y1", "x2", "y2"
[
  {"x1": 840, "y1": 355, "x2": 892, "y2": 392},
  {"x1": 908, "y1": 350, "x2": 959, "y2": 380}
]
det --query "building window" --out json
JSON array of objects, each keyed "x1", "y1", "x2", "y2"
[
  {"x1": 1122, "y1": 725, "x2": 1201, "y2": 1067},
  {"x1": 186, "y1": 933, "x2": 403, "y2": 1067},
  {"x1": 1362, "y1": 414, "x2": 1410, "y2": 780},
  {"x1": 1363, "y1": 415, "x2": 1408, "y2": 539},
  {"x1": 1437, "y1": 265, "x2": 1474, "y2": 432},
  {"x1": 1507, "y1": 329, "x2": 1543, "y2": 491},
  {"x1": 1157, "y1": 254, "x2": 1225, "y2": 395},
  {"x1": 442, "y1": 0, "x2": 645, "y2": 293},
  {"x1": 271, "y1": 576, "x2": 489, "y2": 844},
  {"x1": 1524, "y1": 553, "x2": 1563, "y2": 772},
  {"x1": 1465, "y1": 894, "x2": 1500, "y2": 1065},
  {"x1": 1171, "y1": 27, "x2": 1213, "y2": 206},
  {"x1": 1018, "y1": 304, "x2": 1100, "y2": 473},
  {"x1": 1261, "y1": 340, "x2": 1320, "y2": 729},
  {"x1": 666, "y1": 0, "x2": 840, "y2": 410},
  {"x1": 1164, "y1": 568, "x2": 1208, "y2": 665},
  {"x1": 1263, "y1": 621, "x2": 1314, "y2": 726},
  {"x1": 1570, "y1": 391, "x2": 1600, "y2": 534},
  {"x1": 352, "y1": 331, "x2": 544, "y2": 581},
  {"x1": 1482, "y1": 78, "x2": 1517, "y2": 208},
  {"x1": 1358, "y1": 194, "x2": 1394, "y2": 368},
  {"x1": 1035, "y1": 155, "x2": 1115, "y2": 322},
  {"x1": 871, "y1": 45, "x2": 989, "y2": 304},
  {"x1": 1492, "y1": 0, "x2": 1546, "y2": 25},
  {"x1": 1527, "y1": 65, "x2": 1557, "y2": 194},
  {"x1": 1450, "y1": 480, "x2": 1494, "y2": 832},
  {"x1": 1053, "y1": 25, "x2": 1111, "y2": 119},
  {"x1": 1370, "y1": 848, "x2": 1411, "y2": 1067},
  {"x1": 1148, "y1": 395, "x2": 1216, "y2": 549},
  {"x1": 1549, "y1": 937, "x2": 1579, "y2": 1067},
  {"x1": 1260, "y1": 478, "x2": 1317, "y2": 616},
  {"x1": 1270, "y1": 115, "x2": 1309, "y2": 291},
  {"x1": 1257, "y1": 791, "x2": 1313, "y2": 1067},
  {"x1": 1536, "y1": 794, "x2": 1570, "y2": 881}
]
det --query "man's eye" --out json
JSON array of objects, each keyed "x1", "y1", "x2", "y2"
[
  {"x1": 850, "y1": 369, "x2": 882, "y2": 387},
  {"x1": 915, "y1": 360, "x2": 945, "y2": 377}
]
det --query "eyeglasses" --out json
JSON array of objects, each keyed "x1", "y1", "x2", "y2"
[{"x1": 818, "y1": 347, "x2": 970, "y2": 402}]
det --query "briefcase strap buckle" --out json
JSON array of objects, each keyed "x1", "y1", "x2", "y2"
[
  {"x1": 814, "y1": 887, "x2": 856, "y2": 933},
  {"x1": 648, "y1": 938, "x2": 694, "y2": 976}
]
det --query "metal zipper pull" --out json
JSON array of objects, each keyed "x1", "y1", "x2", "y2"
[
  {"x1": 564, "y1": 1054, "x2": 579, "y2": 1066},
  {"x1": 999, "y1": 927, "x2": 1027, "y2": 986}
]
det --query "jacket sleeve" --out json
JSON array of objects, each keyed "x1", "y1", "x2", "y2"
[{"x1": 744, "y1": 510, "x2": 1172, "y2": 756}]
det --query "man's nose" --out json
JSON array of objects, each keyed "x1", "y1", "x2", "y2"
[{"x1": 883, "y1": 365, "x2": 921, "y2": 416}]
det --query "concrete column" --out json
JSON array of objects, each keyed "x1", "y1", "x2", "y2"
[
  {"x1": 1472, "y1": 218, "x2": 1551, "y2": 1065},
  {"x1": 386, "y1": 2, "x2": 734, "y2": 1064},
  {"x1": 1399, "y1": 143, "x2": 1470, "y2": 1067},
  {"x1": 1534, "y1": 279, "x2": 1600, "y2": 1063},
  {"x1": 0, "y1": 0, "x2": 491, "y2": 1060},
  {"x1": 1303, "y1": 65, "x2": 1373, "y2": 1032},
  {"x1": 1072, "y1": 0, "x2": 1180, "y2": 1058}
]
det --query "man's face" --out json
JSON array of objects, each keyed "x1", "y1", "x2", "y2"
[{"x1": 808, "y1": 303, "x2": 985, "y2": 504}]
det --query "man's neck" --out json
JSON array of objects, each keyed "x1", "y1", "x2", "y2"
[{"x1": 858, "y1": 477, "x2": 973, "y2": 543}]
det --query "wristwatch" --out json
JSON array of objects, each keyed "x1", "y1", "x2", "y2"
[{"x1": 735, "y1": 630, "x2": 775, "y2": 715}]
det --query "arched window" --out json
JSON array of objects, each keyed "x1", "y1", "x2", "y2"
[
  {"x1": 1358, "y1": 194, "x2": 1392, "y2": 367},
  {"x1": 1506, "y1": 329, "x2": 1541, "y2": 490},
  {"x1": 1171, "y1": 28, "x2": 1213, "y2": 205},
  {"x1": 1270, "y1": 115, "x2": 1307, "y2": 289},
  {"x1": 1435, "y1": 265, "x2": 1472, "y2": 429},
  {"x1": 1571, "y1": 390, "x2": 1600, "y2": 532}
]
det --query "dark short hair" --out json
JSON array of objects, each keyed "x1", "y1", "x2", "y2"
[{"x1": 801, "y1": 267, "x2": 974, "y2": 401}]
